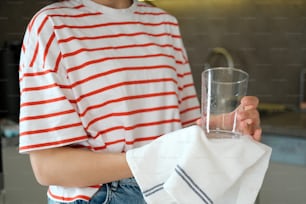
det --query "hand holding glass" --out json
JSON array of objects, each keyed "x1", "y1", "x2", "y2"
[{"x1": 201, "y1": 67, "x2": 249, "y2": 138}]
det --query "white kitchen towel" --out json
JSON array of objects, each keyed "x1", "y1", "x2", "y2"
[{"x1": 126, "y1": 125, "x2": 272, "y2": 204}]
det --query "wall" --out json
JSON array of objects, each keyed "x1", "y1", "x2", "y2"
[
  {"x1": 154, "y1": 0, "x2": 306, "y2": 107},
  {"x1": 0, "y1": 0, "x2": 48, "y2": 120},
  {"x1": 0, "y1": 0, "x2": 48, "y2": 43},
  {"x1": 0, "y1": 0, "x2": 305, "y2": 109}
]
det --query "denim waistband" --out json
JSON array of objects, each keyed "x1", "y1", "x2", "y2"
[
  {"x1": 109, "y1": 177, "x2": 139, "y2": 191},
  {"x1": 48, "y1": 178, "x2": 141, "y2": 204}
]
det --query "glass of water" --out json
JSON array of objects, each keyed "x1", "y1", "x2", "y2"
[{"x1": 201, "y1": 67, "x2": 249, "y2": 139}]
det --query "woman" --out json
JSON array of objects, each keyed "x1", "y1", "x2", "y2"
[{"x1": 19, "y1": 0, "x2": 261, "y2": 203}]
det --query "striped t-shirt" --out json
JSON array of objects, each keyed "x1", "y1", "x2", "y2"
[{"x1": 19, "y1": 0, "x2": 200, "y2": 202}]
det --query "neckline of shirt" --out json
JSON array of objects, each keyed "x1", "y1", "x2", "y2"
[{"x1": 80, "y1": 0, "x2": 137, "y2": 15}]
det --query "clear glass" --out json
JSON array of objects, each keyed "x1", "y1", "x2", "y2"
[{"x1": 201, "y1": 67, "x2": 249, "y2": 139}]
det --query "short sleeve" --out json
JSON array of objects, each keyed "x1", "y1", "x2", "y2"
[
  {"x1": 19, "y1": 12, "x2": 88, "y2": 153},
  {"x1": 170, "y1": 18, "x2": 200, "y2": 127}
]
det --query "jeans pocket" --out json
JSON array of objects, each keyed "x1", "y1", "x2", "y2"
[{"x1": 89, "y1": 185, "x2": 109, "y2": 204}]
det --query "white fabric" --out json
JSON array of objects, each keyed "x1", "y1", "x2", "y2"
[{"x1": 126, "y1": 125, "x2": 272, "y2": 204}]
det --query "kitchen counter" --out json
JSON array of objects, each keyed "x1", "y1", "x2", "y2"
[
  {"x1": 261, "y1": 111, "x2": 306, "y2": 166},
  {"x1": 261, "y1": 111, "x2": 306, "y2": 138}
]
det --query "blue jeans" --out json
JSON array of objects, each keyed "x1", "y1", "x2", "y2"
[{"x1": 48, "y1": 178, "x2": 146, "y2": 204}]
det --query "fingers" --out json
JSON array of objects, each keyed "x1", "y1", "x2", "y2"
[
  {"x1": 238, "y1": 96, "x2": 262, "y2": 141},
  {"x1": 239, "y1": 96, "x2": 260, "y2": 127},
  {"x1": 238, "y1": 118, "x2": 261, "y2": 141},
  {"x1": 197, "y1": 96, "x2": 262, "y2": 141},
  {"x1": 253, "y1": 128, "x2": 262, "y2": 141},
  {"x1": 237, "y1": 108, "x2": 260, "y2": 126},
  {"x1": 196, "y1": 118, "x2": 202, "y2": 126},
  {"x1": 240, "y1": 96, "x2": 259, "y2": 108}
]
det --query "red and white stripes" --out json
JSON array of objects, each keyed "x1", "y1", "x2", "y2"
[{"x1": 19, "y1": 0, "x2": 200, "y2": 202}]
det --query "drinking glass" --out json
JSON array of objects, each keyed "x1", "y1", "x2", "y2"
[{"x1": 201, "y1": 67, "x2": 249, "y2": 138}]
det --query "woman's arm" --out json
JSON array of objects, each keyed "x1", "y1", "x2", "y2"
[{"x1": 29, "y1": 147, "x2": 132, "y2": 187}]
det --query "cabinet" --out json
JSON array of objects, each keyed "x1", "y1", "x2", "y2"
[{"x1": 259, "y1": 134, "x2": 306, "y2": 204}]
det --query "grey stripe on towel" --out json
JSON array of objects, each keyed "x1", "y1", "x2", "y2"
[
  {"x1": 175, "y1": 165, "x2": 213, "y2": 204},
  {"x1": 143, "y1": 183, "x2": 164, "y2": 197}
]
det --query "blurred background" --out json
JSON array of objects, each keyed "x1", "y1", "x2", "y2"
[{"x1": 0, "y1": 0, "x2": 305, "y2": 203}]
